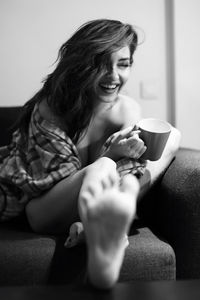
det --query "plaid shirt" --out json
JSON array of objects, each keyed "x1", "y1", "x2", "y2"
[
  {"x1": 0, "y1": 104, "x2": 81, "y2": 221},
  {"x1": 0, "y1": 103, "x2": 146, "y2": 221}
]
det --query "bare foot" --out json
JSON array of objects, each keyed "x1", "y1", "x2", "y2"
[
  {"x1": 78, "y1": 158, "x2": 139, "y2": 289},
  {"x1": 64, "y1": 222, "x2": 85, "y2": 248}
]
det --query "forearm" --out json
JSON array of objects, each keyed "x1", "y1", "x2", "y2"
[{"x1": 145, "y1": 126, "x2": 181, "y2": 185}]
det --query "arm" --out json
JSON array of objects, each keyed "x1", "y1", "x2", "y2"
[
  {"x1": 102, "y1": 95, "x2": 146, "y2": 161},
  {"x1": 107, "y1": 94, "x2": 181, "y2": 189},
  {"x1": 136, "y1": 126, "x2": 181, "y2": 201},
  {"x1": 145, "y1": 126, "x2": 181, "y2": 185}
]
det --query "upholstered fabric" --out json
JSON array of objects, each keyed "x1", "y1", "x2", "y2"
[
  {"x1": 0, "y1": 106, "x2": 200, "y2": 285},
  {"x1": 138, "y1": 148, "x2": 200, "y2": 279},
  {"x1": 0, "y1": 106, "x2": 22, "y2": 147},
  {"x1": 121, "y1": 227, "x2": 175, "y2": 281},
  {"x1": 0, "y1": 219, "x2": 56, "y2": 285}
]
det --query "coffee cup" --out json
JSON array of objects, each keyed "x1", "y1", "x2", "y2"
[{"x1": 137, "y1": 118, "x2": 171, "y2": 161}]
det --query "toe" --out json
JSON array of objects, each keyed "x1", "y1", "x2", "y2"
[{"x1": 120, "y1": 174, "x2": 140, "y2": 196}]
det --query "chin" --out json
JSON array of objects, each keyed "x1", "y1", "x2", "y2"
[
  {"x1": 99, "y1": 94, "x2": 118, "y2": 103},
  {"x1": 97, "y1": 88, "x2": 121, "y2": 103}
]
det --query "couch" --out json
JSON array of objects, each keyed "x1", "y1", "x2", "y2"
[{"x1": 0, "y1": 106, "x2": 200, "y2": 286}]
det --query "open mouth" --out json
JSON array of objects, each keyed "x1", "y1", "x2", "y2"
[{"x1": 99, "y1": 83, "x2": 120, "y2": 93}]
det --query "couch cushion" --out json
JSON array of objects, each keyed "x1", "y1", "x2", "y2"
[
  {"x1": 0, "y1": 221, "x2": 175, "y2": 285},
  {"x1": 49, "y1": 225, "x2": 176, "y2": 284},
  {"x1": 0, "y1": 219, "x2": 56, "y2": 285},
  {"x1": 120, "y1": 226, "x2": 176, "y2": 281}
]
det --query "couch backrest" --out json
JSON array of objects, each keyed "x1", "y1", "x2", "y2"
[{"x1": 0, "y1": 107, "x2": 22, "y2": 147}]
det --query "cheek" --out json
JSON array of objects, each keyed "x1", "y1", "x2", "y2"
[{"x1": 121, "y1": 70, "x2": 131, "y2": 85}]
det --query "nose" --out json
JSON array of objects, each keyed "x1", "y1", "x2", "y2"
[{"x1": 106, "y1": 65, "x2": 119, "y2": 81}]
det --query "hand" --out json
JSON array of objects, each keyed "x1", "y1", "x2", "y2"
[{"x1": 104, "y1": 126, "x2": 147, "y2": 161}]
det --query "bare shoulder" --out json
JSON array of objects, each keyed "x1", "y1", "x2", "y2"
[
  {"x1": 38, "y1": 98, "x2": 53, "y2": 122},
  {"x1": 119, "y1": 94, "x2": 141, "y2": 112},
  {"x1": 38, "y1": 98, "x2": 62, "y2": 127},
  {"x1": 118, "y1": 94, "x2": 142, "y2": 127}
]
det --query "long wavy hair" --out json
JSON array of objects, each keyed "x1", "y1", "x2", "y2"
[{"x1": 17, "y1": 19, "x2": 138, "y2": 143}]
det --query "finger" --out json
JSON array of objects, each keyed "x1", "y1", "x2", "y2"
[
  {"x1": 112, "y1": 126, "x2": 134, "y2": 143},
  {"x1": 125, "y1": 136, "x2": 144, "y2": 148},
  {"x1": 105, "y1": 133, "x2": 116, "y2": 145},
  {"x1": 137, "y1": 145, "x2": 147, "y2": 157},
  {"x1": 133, "y1": 124, "x2": 139, "y2": 131},
  {"x1": 131, "y1": 145, "x2": 147, "y2": 159},
  {"x1": 119, "y1": 137, "x2": 139, "y2": 148},
  {"x1": 125, "y1": 136, "x2": 140, "y2": 147},
  {"x1": 134, "y1": 140, "x2": 145, "y2": 152},
  {"x1": 105, "y1": 135, "x2": 113, "y2": 144},
  {"x1": 121, "y1": 126, "x2": 135, "y2": 136},
  {"x1": 130, "y1": 130, "x2": 141, "y2": 137},
  {"x1": 128, "y1": 141, "x2": 146, "y2": 159}
]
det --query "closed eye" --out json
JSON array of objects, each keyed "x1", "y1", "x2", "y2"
[
  {"x1": 118, "y1": 63, "x2": 131, "y2": 68},
  {"x1": 118, "y1": 58, "x2": 132, "y2": 68}
]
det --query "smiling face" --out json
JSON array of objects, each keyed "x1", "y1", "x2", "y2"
[{"x1": 94, "y1": 46, "x2": 132, "y2": 104}]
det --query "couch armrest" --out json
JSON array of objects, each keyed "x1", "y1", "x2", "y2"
[{"x1": 138, "y1": 148, "x2": 200, "y2": 279}]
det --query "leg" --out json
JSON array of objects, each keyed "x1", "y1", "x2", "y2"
[
  {"x1": 78, "y1": 170, "x2": 139, "y2": 289},
  {"x1": 26, "y1": 157, "x2": 118, "y2": 234}
]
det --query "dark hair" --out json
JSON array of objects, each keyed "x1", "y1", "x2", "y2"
[{"x1": 17, "y1": 19, "x2": 138, "y2": 143}]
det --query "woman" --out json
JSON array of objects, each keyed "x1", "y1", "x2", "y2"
[{"x1": 0, "y1": 19, "x2": 181, "y2": 288}]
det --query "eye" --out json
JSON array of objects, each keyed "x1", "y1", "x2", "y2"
[
  {"x1": 117, "y1": 59, "x2": 132, "y2": 69},
  {"x1": 118, "y1": 63, "x2": 131, "y2": 69}
]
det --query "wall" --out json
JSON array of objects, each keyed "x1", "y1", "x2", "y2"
[
  {"x1": 174, "y1": 0, "x2": 200, "y2": 149},
  {"x1": 0, "y1": 0, "x2": 167, "y2": 121}
]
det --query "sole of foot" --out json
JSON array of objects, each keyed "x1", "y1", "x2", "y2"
[{"x1": 78, "y1": 167, "x2": 139, "y2": 289}]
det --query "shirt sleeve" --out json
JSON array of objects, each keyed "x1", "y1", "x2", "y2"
[{"x1": 1, "y1": 112, "x2": 81, "y2": 199}]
